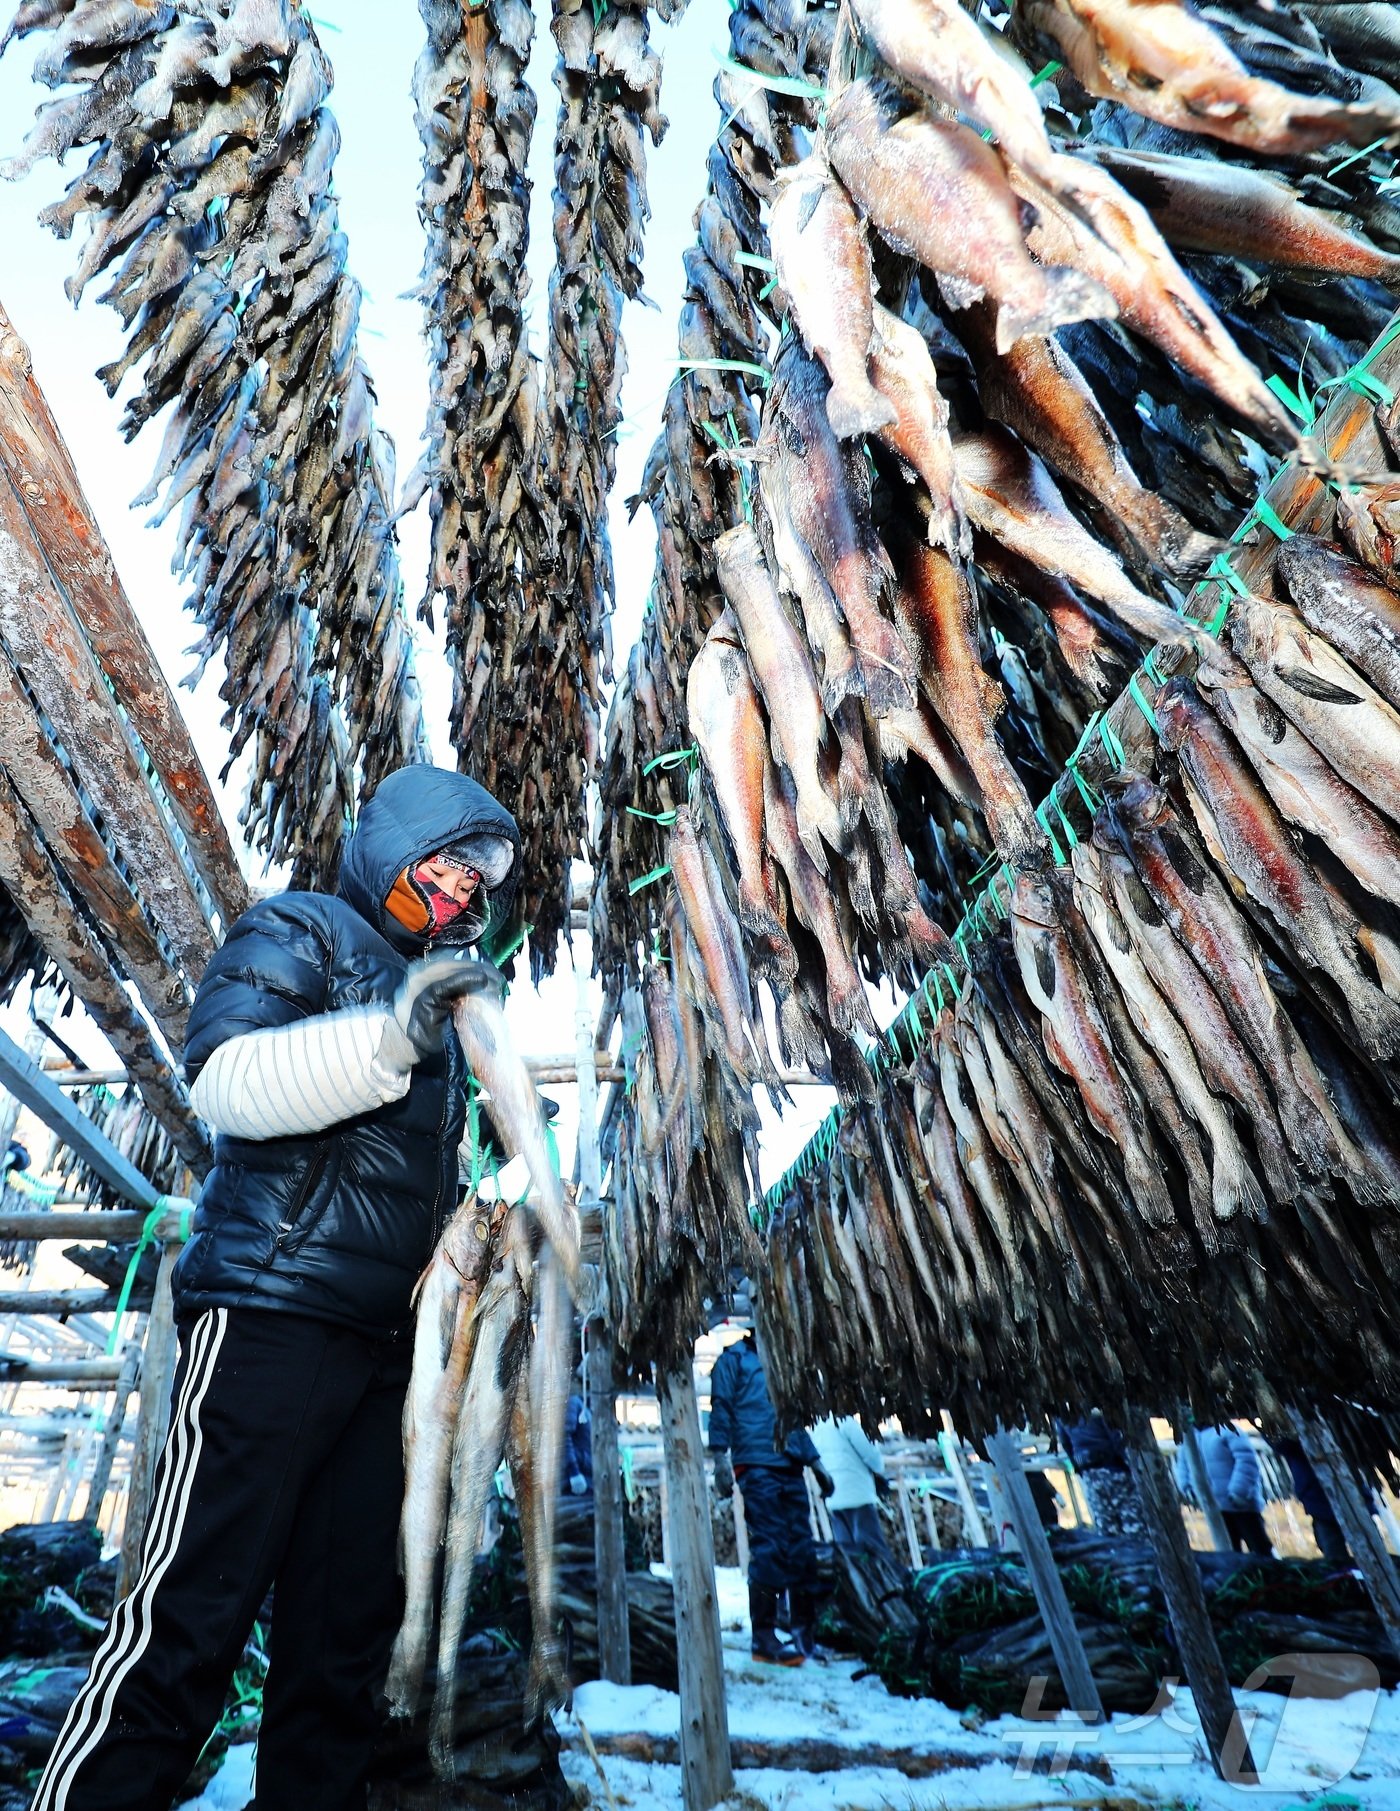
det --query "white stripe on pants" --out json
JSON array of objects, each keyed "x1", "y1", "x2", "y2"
[{"x1": 31, "y1": 1309, "x2": 229, "y2": 1811}]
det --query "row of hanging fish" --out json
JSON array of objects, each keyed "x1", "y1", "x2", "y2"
[
  {"x1": 388, "y1": 992, "x2": 582, "y2": 1772},
  {"x1": 0, "y1": 0, "x2": 430, "y2": 888},
  {"x1": 50, "y1": 1082, "x2": 191, "y2": 1205},
  {"x1": 755, "y1": 728, "x2": 1400, "y2": 1435}
]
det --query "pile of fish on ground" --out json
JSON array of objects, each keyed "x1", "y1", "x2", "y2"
[
  {"x1": 825, "y1": 1535, "x2": 1400, "y2": 1716},
  {"x1": 0, "y1": 0, "x2": 430, "y2": 888},
  {"x1": 596, "y1": 0, "x2": 1400, "y2": 1402},
  {"x1": 385, "y1": 992, "x2": 582, "y2": 1779}
]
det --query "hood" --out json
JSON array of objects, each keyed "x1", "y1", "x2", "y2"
[{"x1": 338, "y1": 766, "x2": 521, "y2": 956}]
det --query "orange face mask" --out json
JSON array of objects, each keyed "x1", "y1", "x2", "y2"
[{"x1": 385, "y1": 862, "x2": 474, "y2": 939}]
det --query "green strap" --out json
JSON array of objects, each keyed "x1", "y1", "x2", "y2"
[{"x1": 105, "y1": 1198, "x2": 189, "y2": 1355}]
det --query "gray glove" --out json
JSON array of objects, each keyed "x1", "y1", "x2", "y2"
[
  {"x1": 568, "y1": 1473, "x2": 588, "y2": 1497},
  {"x1": 392, "y1": 952, "x2": 502, "y2": 1061},
  {"x1": 712, "y1": 1451, "x2": 734, "y2": 1496}
]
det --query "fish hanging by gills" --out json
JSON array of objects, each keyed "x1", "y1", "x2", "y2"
[
  {"x1": 686, "y1": 610, "x2": 794, "y2": 970},
  {"x1": 1156, "y1": 679, "x2": 1400, "y2": 1064},
  {"x1": 713, "y1": 521, "x2": 845, "y2": 868},
  {"x1": 386, "y1": 1195, "x2": 502, "y2": 1717},
  {"x1": 1023, "y1": 0, "x2": 1400, "y2": 153},
  {"x1": 767, "y1": 158, "x2": 896, "y2": 441},
  {"x1": 450, "y1": 994, "x2": 582, "y2": 1299},
  {"x1": 825, "y1": 79, "x2": 1116, "y2": 353},
  {"x1": 1082, "y1": 145, "x2": 1400, "y2": 289},
  {"x1": 955, "y1": 304, "x2": 1220, "y2": 582},
  {"x1": 1274, "y1": 535, "x2": 1400, "y2": 713}
]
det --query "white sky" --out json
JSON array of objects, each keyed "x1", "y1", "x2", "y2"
[{"x1": 0, "y1": 0, "x2": 839, "y2": 1191}]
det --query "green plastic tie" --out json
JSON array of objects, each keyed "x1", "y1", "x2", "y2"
[
  {"x1": 1266, "y1": 371, "x2": 1316, "y2": 429},
  {"x1": 1251, "y1": 497, "x2": 1293, "y2": 541},
  {"x1": 1326, "y1": 136, "x2": 1390, "y2": 181},
  {"x1": 677, "y1": 356, "x2": 771, "y2": 386},
  {"x1": 105, "y1": 1197, "x2": 183, "y2": 1355},
  {"x1": 1127, "y1": 673, "x2": 1161, "y2": 736},
  {"x1": 642, "y1": 746, "x2": 698, "y2": 775},
  {"x1": 1034, "y1": 801, "x2": 1066, "y2": 867},
  {"x1": 1098, "y1": 716, "x2": 1127, "y2": 770},
  {"x1": 628, "y1": 862, "x2": 673, "y2": 896},
  {"x1": 626, "y1": 806, "x2": 679, "y2": 824}
]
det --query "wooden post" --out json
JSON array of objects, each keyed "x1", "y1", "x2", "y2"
[
  {"x1": 578, "y1": 975, "x2": 631, "y2": 1685},
  {"x1": 895, "y1": 1476, "x2": 923, "y2": 1567},
  {"x1": 986, "y1": 1430, "x2": 1105, "y2": 1725},
  {"x1": 921, "y1": 1486, "x2": 942, "y2": 1553},
  {"x1": 939, "y1": 1416, "x2": 990, "y2": 1546},
  {"x1": 1180, "y1": 1421, "x2": 1232, "y2": 1554},
  {"x1": 85, "y1": 1340, "x2": 142, "y2": 1525},
  {"x1": 1289, "y1": 1407, "x2": 1400, "y2": 1656},
  {"x1": 1122, "y1": 1409, "x2": 1254, "y2": 1781},
  {"x1": 117, "y1": 1242, "x2": 180, "y2": 1600},
  {"x1": 657, "y1": 1353, "x2": 733, "y2": 1811}
]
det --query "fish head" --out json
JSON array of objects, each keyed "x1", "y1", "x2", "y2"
[{"x1": 1101, "y1": 769, "x2": 1168, "y2": 836}]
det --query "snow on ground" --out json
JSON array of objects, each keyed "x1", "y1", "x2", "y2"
[
  {"x1": 184, "y1": 1565, "x2": 1399, "y2": 1810},
  {"x1": 555, "y1": 1566, "x2": 1400, "y2": 1811}
]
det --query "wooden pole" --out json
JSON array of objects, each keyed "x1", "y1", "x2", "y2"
[
  {"x1": 1180, "y1": 1421, "x2": 1232, "y2": 1554},
  {"x1": 658, "y1": 1353, "x2": 733, "y2": 1811},
  {"x1": 0, "y1": 1289, "x2": 126, "y2": 1315},
  {"x1": 1289, "y1": 1407, "x2": 1400, "y2": 1656},
  {"x1": 0, "y1": 1358, "x2": 130, "y2": 1385},
  {"x1": 579, "y1": 971, "x2": 631, "y2": 1685},
  {"x1": 938, "y1": 1416, "x2": 990, "y2": 1546},
  {"x1": 117, "y1": 1242, "x2": 179, "y2": 1600},
  {"x1": 895, "y1": 1475, "x2": 923, "y2": 1567},
  {"x1": 1122, "y1": 1409, "x2": 1254, "y2": 1781},
  {"x1": 986, "y1": 1430, "x2": 1105, "y2": 1724},
  {"x1": 0, "y1": 779, "x2": 207, "y2": 1167},
  {"x1": 0, "y1": 1209, "x2": 188, "y2": 1243},
  {"x1": 921, "y1": 1486, "x2": 942, "y2": 1552},
  {"x1": 0, "y1": 301, "x2": 248, "y2": 928},
  {"x1": 85, "y1": 1340, "x2": 142, "y2": 1524}
]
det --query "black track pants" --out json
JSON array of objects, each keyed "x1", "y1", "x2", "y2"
[
  {"x1": 735, "y1": 1460, "x2": 817, "y2": 1593},
  {"x1": 32, "y1": 1308, "x2": 411, "y2": 1811}
]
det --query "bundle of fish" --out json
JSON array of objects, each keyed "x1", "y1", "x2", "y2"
[
  {"x1": 756, "y1": 751, "x2": 1400, "y2": 1436},
  {"x1": 590, "y1": 0, "x2": 831, "y2": 993},
  {"x1": 605, "y1": 946, "x2": 759, "y2": 1378},
  {"x1": 52, "y1": 1083, "x2": 192, "y2": 1205},
  {"x1": 0, "y1": 0, "x2": 430, "y2": 888},
  {"x1": 387, "y1": 990, "x2": 582, "y2": 1776}
]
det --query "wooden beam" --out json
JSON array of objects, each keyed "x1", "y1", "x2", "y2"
[
  {"x1": 0, "y1": 1289, "x2": 126, "y2": 1315},
  {"x1": 1179, "y1": 1421, "x2": 1232, "y2": 1554},
  {"x1": 938, "y1": 1417, "x2": 990, "y2": 1546},
  {"x1": 0, "y1": 1356, "x2": 128, "y2": 1384},
  {"x1": 0, "y1": 405, "x2": 216, "y2": 987},
  {"x1": 658, "y1": 1353, "x2": 733, "y2": 1811},
  {"x1": 118, "y1": 1242, "x2": 179, "y2": 1599},
  {"x1": 0, "y1": 1209, "x2": 189, "y2": 1242},
  {"x1": 0, "y1": 676, "x2": 192, "y2": 1047},
  {"x1": 986, "y1": 1430, "x2": 1104, "y2": 1724},
  {"x1": 1123, "y1": 1409, "x2": 1254, "y2": 1781},
  {"x1": 85, "y1": 1339, "x2": 142, "y2": 1521},
  {"x1": 0, "y1": 1028, "x2": 164, "y2": 1207},
  {"x1": 0, "y1": 301, "x2": 249, "y2": 930},
  {"x1": 579, "y1": 977, "x2": 631, "y2": 1686},
  {"x1": 0, "y1": 773, "x2": 209, "y2": 1169},
  {"x1": 1289, "y1": 1407, "x2": 1400, "y2": 1657}
]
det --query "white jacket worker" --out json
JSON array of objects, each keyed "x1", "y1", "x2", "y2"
[{"x1": 810, "y1": 1417, "x2": 891, "y2": 1557}]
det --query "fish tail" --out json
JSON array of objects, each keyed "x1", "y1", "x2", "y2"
[
  {"x1": 827, "y1": 966, "x2": 877, "y2": 1039},
  {"x1": 796, "y1": 786, "x2": 844, "y2": 870},
  {"x1": 996, "y1": 268, "x2": 1117, "y2": 352},
  {"x1": 825, "y1": 379, "x2": 898, "y2": 442},
  {"x1": 383, "y1": 1633, "x2": 426, "y2": 1719},
  {"x1": 1211, "y1": 1140, "x2": 1267, "y2": 1224},
  {"x1": 819, "y1": 651, "x2": 866, "y2": 714},
  {"x1": 852, "y1": 647, "x2": 918, "y2": 715}
]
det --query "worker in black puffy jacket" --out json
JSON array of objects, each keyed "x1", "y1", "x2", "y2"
[{"x1": 33, "y1": 767, "x2": 521, "y2": 1811}]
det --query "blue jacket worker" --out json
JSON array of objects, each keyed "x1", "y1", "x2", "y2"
[
  {"x1": 33, "y1": 767, "x2": 521, "y2": 1811},
  {"x1": 708, "y1": 1331, "x2": 833, "y2": 1665},
  {"x1": 1175, "y1": 1423, "x2": 1273, "y2": 1555}
]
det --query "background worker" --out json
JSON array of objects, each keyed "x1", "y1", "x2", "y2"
[
  {"x1": 33, "y1": 766, "x2": 520, "y2": 1811},
  {"x1": 708, "y1": 1329, "x2": 833, "y2": 1665},
  {"x1": 1177, "y1": 1422, "x2": 1274, "y2": 1555},
  {"x1": 811, "y1": 1415, "x2": 892, "y2": 1559}
]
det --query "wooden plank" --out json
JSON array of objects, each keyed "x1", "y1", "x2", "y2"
[
  {"x1": 921, "y1": 1486, "x2": 942, "y2": 1553},
  {"x1": 1123, "y1": 1409, "x2": 1254, "y2": 1781},
  {"x1": 895, "y1": 1476, "x2": 924, "y2": 1567},
  {"x1": 1179, "y1": 1422, "x2": 1232, "y2": 1554},
  {"x1": 0, "y1": 776, "x2": 208, "y2": 1169},
  {"x1": 658, "y1": 1354, "x2": 734, "y2": 1811},
  {"x1": 0, "y1": 1289, "x2": 126, "y2": 1315},
  {"x1": 1289, "y1": 1407, "x2": 1400, "y2": 1656},
  {"x1": 939, "y1": 1417, "x2": 990, "y2": 1546},
  {"x1": 0, "y1": 1034, "x2": 162, "y2": 1208},
  {"x1": 0, "y1": 300, "x2": 249, "y2": 929},
  {"x1": 987, "y1": 1430, "x2": 1105, "y2": 1725},
  {"x1": 117, "y1": 1242, "x2": 179, "y2": 1599}
]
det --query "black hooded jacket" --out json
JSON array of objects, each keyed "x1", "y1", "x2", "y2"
[{"x1": 171, "y1": 768, "x2": 520, "y2": 1335}]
